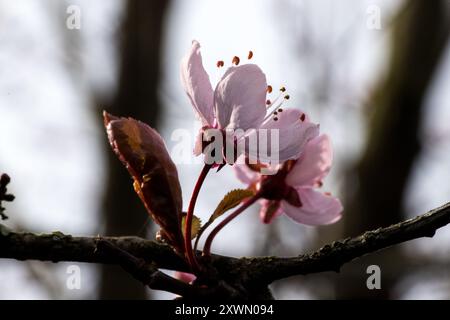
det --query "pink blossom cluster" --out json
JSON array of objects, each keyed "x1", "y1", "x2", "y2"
[{"x1": 181, "y1": 40, "x2": 343, "y2": 226}]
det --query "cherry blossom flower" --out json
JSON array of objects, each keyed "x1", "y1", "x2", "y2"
[
  {"x1": 180, "y1": 40, "x2": 319, "y2": 165},
  {"x1": 234, "y1": 133, "x2": 343, "y2": 225}
]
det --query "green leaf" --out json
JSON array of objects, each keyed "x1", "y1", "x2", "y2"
[
  {"x1": 211, "y1": 189, "x2": 255, "y2": 221},
  {"x1": 194, "y1": 189, "x2": 254, "y2": 249},
  {"x1": 181, "y1": 214, "x2": 202, "y2": 240}
]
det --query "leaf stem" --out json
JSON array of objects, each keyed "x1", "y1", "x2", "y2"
[
  {"x1": 185, "y1": 164, "x2": 212, "y2": 271},
  {"x1": 202, "y1": 192, "x2": 262, "y2": 257}
]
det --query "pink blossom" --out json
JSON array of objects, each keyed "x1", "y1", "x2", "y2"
[
  {"x1": 180, "y1": 40, "x2": 319, "y2": 163},
  {"x1": 174, "y1": 271, "x2": 196, "y2": 284},
  {"x1": 234, "y1": 134, "x2": 343, "y2": 225}
]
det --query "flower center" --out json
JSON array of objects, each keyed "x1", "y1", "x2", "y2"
[{"x1": 255, "y1": 160, "x2": 302, "y2": 207}]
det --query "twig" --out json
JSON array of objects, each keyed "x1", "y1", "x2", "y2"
[
  {"x1": 0, "y1": 173, "x2": 15, "y2": 220},
  {"x1": 244, "y1": 202, "x2": 450, "y2": 285},
  {"x1": 95, "y1": 238, "x2": 195, "y2": 297},
  {"x1": 1, "y1": 201, "x2": 450, "y2": 297}
]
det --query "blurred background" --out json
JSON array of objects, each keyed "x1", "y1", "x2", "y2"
[{"x1": 0, "y1": 0, "x2": 449, "y2": 299}]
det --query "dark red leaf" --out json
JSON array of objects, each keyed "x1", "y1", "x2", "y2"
[{"x1": 103, "y1": 112, "x2": 184, "y2": 254}]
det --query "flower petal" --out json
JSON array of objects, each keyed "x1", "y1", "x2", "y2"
[
  {"x1": 252, "y1": 109, "x2": 319, "y2": 163},
  {"x1": 259, "y1": 199, "x2": 282, "y2": 224},
  {"x1": 286, "y1": 134, "x2": 333, "y2": 187},
  {"x1": 193, "y1": 129, "x2": 204, "y2": 156},
  {"x1": 233, "y1": 156, "x2": 261, "y2": 185},
  {"x1": 281, "y1": 187, "x2": 343, "y2": 226},
  {"x1": 174, "y1": 271, "x2": 196, "y2": 284},
  {"x1": 180, "y1": 40, "x2": 214, "y2": 126},
  {"x1": 214, "y1": 64, "x2": 267, "y2": 131}
]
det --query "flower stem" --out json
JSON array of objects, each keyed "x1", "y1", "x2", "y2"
[
  {"x1": 185, "y1": 164, "x2": 212, "y2": 271},
  {"x1": 202, "y1": 192, "x2": 262, "y2": 257}
]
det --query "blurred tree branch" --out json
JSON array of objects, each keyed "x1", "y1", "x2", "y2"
[
  {"x1": 339, "y1": 0, "x2": 450, "y2": 298},
  {"x1": 98, "y1": 0, "x2": 171, "y2": 299},
  {"x1": 1, "y1": 202, "x2": 450, "y2": 299}
]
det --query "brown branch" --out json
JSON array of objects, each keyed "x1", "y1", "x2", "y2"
[
  {"x1": 1, "y1": 201, "x2": 450, "y2": 295},
  {"x1": 0, "y1": 173, "x2": 15, "y2": 220},
  {"x1": 0, "y1": 227, "x2": 188, "y2": 269},
  {"x1": 245, "y1": 202, "x2": 450, "y2": 285},
  {"x1": 95, "y1": 238, "x2": 197, "y2": 297}
]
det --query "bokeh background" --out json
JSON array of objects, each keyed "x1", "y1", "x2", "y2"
[{"x1": 0, "y1": 0, "x2": 449, "y2": 299}]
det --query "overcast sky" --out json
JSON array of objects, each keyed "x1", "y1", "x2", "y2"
[{"x1": 0, "y1": 0, "x2": 449, "y2": 299}]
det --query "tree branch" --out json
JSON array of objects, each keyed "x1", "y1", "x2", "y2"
[
  {"x1": 0, "y1": 174, "x2": 15, "y2": 221},
  {"x1": 1, "y1": 202, "x2": 450, "y2": 293},
  {"x1": 0, "y1": 226, "x2": 188, "y2": 269},
  {"x1": 95, "y1": 238, "x2": 198, "y2": 297},
  {"x1": 245, "y1": 202, "x2": 450, "y2": 285}
]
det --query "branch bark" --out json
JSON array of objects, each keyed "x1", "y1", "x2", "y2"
[
  {"x1": 247, "y1": 202, "x2": 450, "y2": 284},
  {"x1": 1, "y1": 201, "x2": 450, "y2": 297}
]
